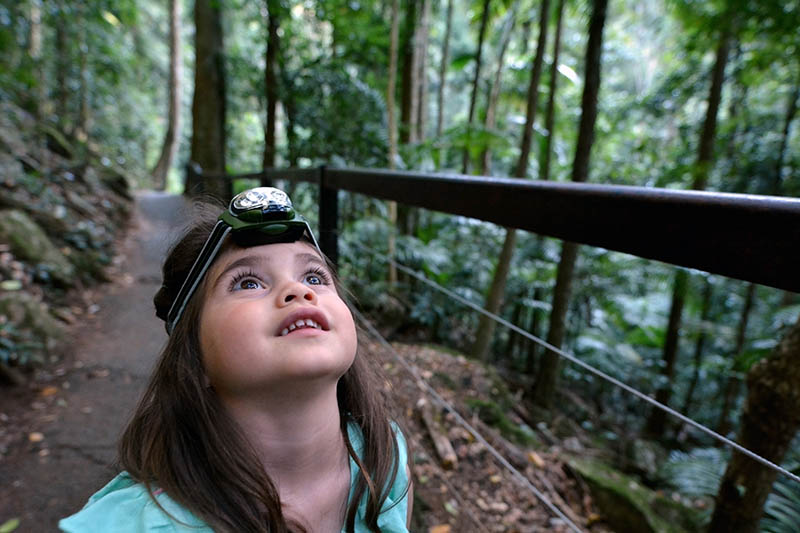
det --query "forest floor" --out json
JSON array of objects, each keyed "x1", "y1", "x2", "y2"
[{"x1": 0, "y1": 193, "x2": 606, "y2": 533}]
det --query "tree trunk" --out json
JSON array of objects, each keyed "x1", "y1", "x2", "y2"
[
  {"x1": 54, "y1": 2, "x2": 69, "y2": 129},
  {"x1": 694, "y1": 30, "x2": 732, "y2": 190},
  {"x1": 187, "y1": 0, "x2": 227, "y2": 200},
  {"x1": 76, "y1": 8, "x2": 90, "y2": 141},
  {"x1": 461, "y1": 0, "x2": 491, "y2": 174},
  {"x1": 642, "y1": 26, "x2": 732, "y2": 438},
  {"x1": 531, "y1": 0, "x2": 608, "y2": 410},
  {"x1": 415, "y1": 0, "x2": 431, "y2": 141},
  {"x1": 151, "y1": 0, "x2": 183, "y2": 190},
  {"x1": 435, "y1": 0, "x2": 453, "y2": 168},
  {"x1": 513, "y1": 0, "x2": 551, "y2": 178},
  {"x1": 708, "y1": 313, "x2": 800, "y2": 533},
  {"x1": 386, "y1": 0, "x2": 400, "y2": 286},
  {"x1": 716, "y1": 282, "x2": 756, "y2": 438},
  {"x1": 262, "y1": 0, "x2": 280, "y2": 176},
  {"x1": 644, "y1": 269, "x2": 688, "y2": 437},
  {"x1": 28, "y1": 0, "x2": 43, "y2": 120},
  {"x1": 470, "y1": 0, "x2": 550, "y2": 362},
  {"x1": 471, "y1": 228, "x2": 517, "y2": 361},
  {"x1": 772, "y1": 68, "x2": 799, "y2": 195},
  {"x1": 525, "y1": 286, "x2": 544, "y2": 374},
  {"x1": 539, "y1": 0, "x2": 565, "y2": 183},
  {"x1": 680, "y1": 277, "x2": 713, "y2": 417},
  {"x1": 400, "y1": 0, "x2": 418, "y2": 144},
  {"x1": 532, "y1": 240, "x2": 580, "y2": 408},
  {"x1": 480, "y1": 1, "x2": 518, "y2": 175}
]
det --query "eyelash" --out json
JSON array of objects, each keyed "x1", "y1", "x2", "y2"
[
  {"x1": 305, "y1": 267, "x2": 333, "y2": 285},
  {"x1": 227, "y1": 267, "x2": 332, "y2": 291}
]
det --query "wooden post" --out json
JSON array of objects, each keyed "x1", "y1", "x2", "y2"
[{"x1": 319, "y1": 166, "x2": 339, "y2": 267}]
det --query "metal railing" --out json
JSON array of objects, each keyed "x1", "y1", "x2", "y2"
[{"x1": 189, "y1": 164, "x2": 800, "y2": 293}]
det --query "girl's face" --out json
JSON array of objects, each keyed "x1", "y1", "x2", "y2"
[{"x1": 198, "y1": 241, "x2": 357, "y2": 399}]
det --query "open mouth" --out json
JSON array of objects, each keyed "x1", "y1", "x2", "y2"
[
  {"x1": 280, "y1": 318, "x2": 323, "y2": 336},
  {"x1": 276, "y1": 309, "x2": 329, "y2": 337}
]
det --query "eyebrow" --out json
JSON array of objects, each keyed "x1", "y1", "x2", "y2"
[{"x1": 210, "y1": 251, "x2": 327, "y2": 289}]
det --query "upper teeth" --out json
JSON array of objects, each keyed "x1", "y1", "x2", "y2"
[{"x1": 281, "y1": 318, "x2": 322, "y2": 336}]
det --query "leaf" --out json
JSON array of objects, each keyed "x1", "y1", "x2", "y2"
[
  {"x1": 449, "y1": 52, "x2": 475, "y2": 71},
  {"x1": 0, "y1": 518, "x2": 20, "y2": 533}
]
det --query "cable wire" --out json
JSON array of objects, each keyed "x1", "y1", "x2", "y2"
[
  {"x1": 353, "y1": 308, "x2": 586, "y2": 533},
  {"x1": 348, "y1": 240, "x2": 800, "y2": 486}
]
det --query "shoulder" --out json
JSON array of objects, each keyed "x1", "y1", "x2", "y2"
[
  {"x1": 59, "y1": 472, "x2": 211, "y2": 533},
  {"x1": 346, "y1": 421, "x2": 412, "y2": 532}
]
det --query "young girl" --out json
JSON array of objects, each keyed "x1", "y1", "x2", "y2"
[{"x1": 60, "y1": 188, "x2": 412, "y2": 532}]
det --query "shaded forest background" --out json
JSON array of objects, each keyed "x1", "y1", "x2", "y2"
[{"x1": 1, "y1": 0, "x2": 800, "y2": 531}]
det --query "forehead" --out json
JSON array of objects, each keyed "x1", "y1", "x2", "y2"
[{"x1": 210, "y1": 240, "x2": 323, "y2": 274}]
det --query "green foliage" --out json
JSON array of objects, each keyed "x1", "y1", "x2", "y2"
[{"x1": 761, "y1": 463, "x2": 800, "y2": 533}]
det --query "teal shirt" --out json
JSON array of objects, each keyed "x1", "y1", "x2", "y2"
[{"x1": 59, "y1": 424, "x2": 410, "y2": 532}]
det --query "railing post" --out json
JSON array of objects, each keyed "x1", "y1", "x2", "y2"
[{"x1": 318, "y1": 165, "x2": 339, "y2": 267}]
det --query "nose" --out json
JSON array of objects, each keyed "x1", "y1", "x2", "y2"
[{"x1": 276, "y1": 281, "x2": 317, "y2": 307}]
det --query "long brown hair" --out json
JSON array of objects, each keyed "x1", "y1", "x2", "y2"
[{"x1": 119, "y1": 201, "x2": 404, "y2": 532}]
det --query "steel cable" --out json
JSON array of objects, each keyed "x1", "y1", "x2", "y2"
[
  {"x1": 347, "y1": 240, "x2": 800, "y2": 486},
  {"x1": 353, "y1": 308, "x2": 586, "y2": 533}
]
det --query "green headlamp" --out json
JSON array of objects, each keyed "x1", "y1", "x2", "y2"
[{"x1": 165, "y1": 187, "x2": 321, "y2": 335}]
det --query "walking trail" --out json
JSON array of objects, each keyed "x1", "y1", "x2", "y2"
[{"x1": 0, "y1": 192, "x2": 187, "y2": 531}]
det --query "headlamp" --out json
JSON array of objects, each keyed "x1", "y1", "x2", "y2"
[{"x1": 165, "y1": 187, "x2": 320, "y2": 335}]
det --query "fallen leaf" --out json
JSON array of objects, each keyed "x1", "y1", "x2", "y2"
[
  {"x1": 40, "y1": 386, "x2": 59, "y2": 397},
  {"x1": 28, "y1": 432, "x2": 44, "y2": 443},
  {"x1": 0, "y1": 518, "x2": 21, "y2": 533},
  {"x1": 527, "y1": 450, "x2": 545, "y2": 468},
  {"x1": 429, "y1": 526, "x2": 451, "y2": 533}
]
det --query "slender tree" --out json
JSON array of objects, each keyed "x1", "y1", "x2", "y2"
[
  {"x1": 644, "y1": 25, "x2": 733, "y2": 438},
  {"x1": 187, "y1": 0, "x2": 227, "y2": 199},
  {"x1": 531, "y1": 0, "x2": 609, "y2": 408},
  {"x1": 151, "y1": 0, "x2": 183, "y2": 190},
  {"x1": 54, "y1": 2, "x2": 69, "y2": 129},
  {"x1": 471, "y1": 0, "x2": 551, "y2": 362},
  {"x1": 679, "y1": 277, "x2": 714, "y2": 418},
  {"x1": 415, "y1": 0, "x2": 431, "y2": 141},
  {"x1": 772, "y1": 67, "x2": 799, "y2": 194},
  {"x1": 400, "y1": 0, "x2": 419, "y2": 144},
  {"x1": 480, "y1": 0, "x2": 519, "y2": 175},
  {"x1": 539, "y1": 0, "x2": 566, "y2": 184},
  {"x1": 709, "y1": 313, "x2": 800, "y2": 533},
  {"x1": 461, "y1": 0, "x2": 491, "y2": 174},
  {"x1": 435, "y1": 0, "x2": 454, "y2": 168},
  {"x1": 262, "y1": 0, "x2": 281, "y2": 177},
  {"x1": 386, "y1": 0, "x2": 400, "y2": 286},
  {"x1": 716, "y1": 282, "x2": 756, "y2": 438}
]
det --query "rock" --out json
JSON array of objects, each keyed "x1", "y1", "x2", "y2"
[
  {"x1": 0, "y1": 209, "x2": 75, "y2": 287},
  {"x1": 0, "y1": 291, "x2": 66, "y2": 366},
  {"x1": 567, "y1": 457, "x2": 703, "y2": 533},
  {"x1": 0, "y1": 152, "x2": 25, "y2": 186},
  {"x1": 627, "y1": 438, "x2": 668, "y2": 482}
]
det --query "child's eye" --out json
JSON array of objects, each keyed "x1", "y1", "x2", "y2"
[
  {"x1": 229, "y1": 271, "x2": 264, "y2": 291},
  {"x1": 304, "y1": 268, "x2": 331, "y2": 286}
]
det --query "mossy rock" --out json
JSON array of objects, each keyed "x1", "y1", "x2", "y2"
[
  {"x1": 0, "y1": 209, "x2": 76, "y2": 287},
  {"x1": 0, "y1": 152, "x2": 25, "y2": 184},
  {"x1": 567, "y1": 456, "x2": 703, "y2": 533},
  {"x1": 0, "y1": 291, "x2": 65, "y2": 366}
]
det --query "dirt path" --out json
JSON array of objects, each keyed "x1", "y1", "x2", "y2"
[{"x1": 0, "y1": 191, "x2": 187, "y2": 532}]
